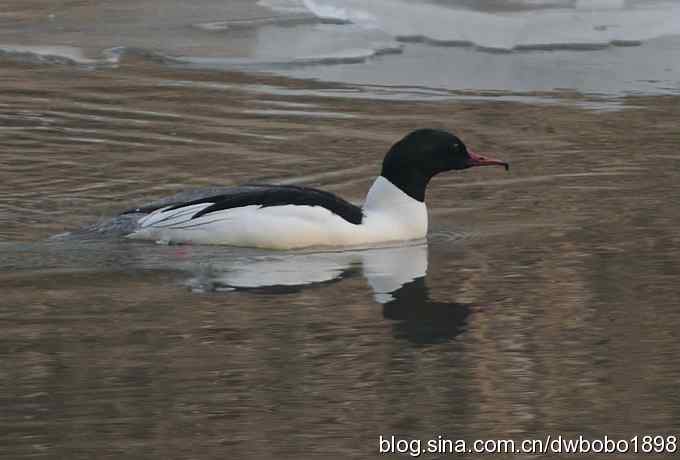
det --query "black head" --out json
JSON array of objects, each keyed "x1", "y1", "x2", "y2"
[{"x1": 381, "y1": 129, "x2": 508, "y2": 202}]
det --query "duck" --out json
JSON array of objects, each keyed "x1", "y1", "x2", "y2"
[{"x1": 125, "y1": 128, "x2": 509, "y2": 249}]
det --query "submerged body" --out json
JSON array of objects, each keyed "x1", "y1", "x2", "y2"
[{"x1": 125, "y1": 129, "x2": 508, "y2": 249}]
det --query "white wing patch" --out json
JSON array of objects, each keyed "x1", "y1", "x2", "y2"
[{"x1": 137, "y1": 203, "x2": 215, "y2": 229}]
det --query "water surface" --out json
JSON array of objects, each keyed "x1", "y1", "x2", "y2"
[{"x1": 1, "y1": 12, "x2": 680, "y2": 460}]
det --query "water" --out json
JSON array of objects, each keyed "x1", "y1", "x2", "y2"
[
  {"x1": 2, "y1": 0, "x2": 680, "y2": 99},
  {"x1": 254, "y1": 0, "x2": 680, "y2": 96},
  {"x1": 2, "y1": 1, "x2": 680, "y2": 459}
]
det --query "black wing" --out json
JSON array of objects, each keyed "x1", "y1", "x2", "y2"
[{"x1": 129, "y1": 184, "x2": 364, "y2": 225}]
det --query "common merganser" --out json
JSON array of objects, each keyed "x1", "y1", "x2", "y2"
[{"x1": 126, "y1": 129, "x2": 509, "y2": 249}]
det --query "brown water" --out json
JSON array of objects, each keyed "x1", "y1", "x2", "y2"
[{"x1": 2, "y1": 58, "x2": 680, "y2": 459}]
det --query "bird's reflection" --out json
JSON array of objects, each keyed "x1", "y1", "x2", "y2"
[
  {"x1": 382, "y1": 277, "x2": 471, "y2": 345},
  {"x1": 187, "y1": 243, "x2": 474, "y2": 344},
  {"x1": 49, "y1": 214, "x2": 480, "y2": 344}
]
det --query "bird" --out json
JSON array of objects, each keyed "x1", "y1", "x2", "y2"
[{"x1": 125, "y1": 128, "x2": 509, "y2": 249}]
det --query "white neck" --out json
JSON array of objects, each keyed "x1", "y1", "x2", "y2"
[{"x1": 361, "y1": 176, "x2": 428, "y2": 241}]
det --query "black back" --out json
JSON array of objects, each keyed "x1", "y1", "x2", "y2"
[
  {"x1": 381, "y1": 128, "x2": 471, "y2": 202},
  {"x1": 161, "y1": 184, "x2": 364, "y2": 225}
]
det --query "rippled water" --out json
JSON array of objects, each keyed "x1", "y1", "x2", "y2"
[{"x1": 2, "y1": 30, "x2": 680, "y2": 460}]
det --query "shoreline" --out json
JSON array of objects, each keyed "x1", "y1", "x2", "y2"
[{"x1": 0, "y1": 48, "x2": 656, "y2": 112}]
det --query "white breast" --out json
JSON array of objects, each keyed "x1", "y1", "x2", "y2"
[
  {"x1": 361, "y1": 176, "x2": 428, "y2": 243},
  {"x1": 127, "y1": 176, "x2": 428, "y2": 249}
]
